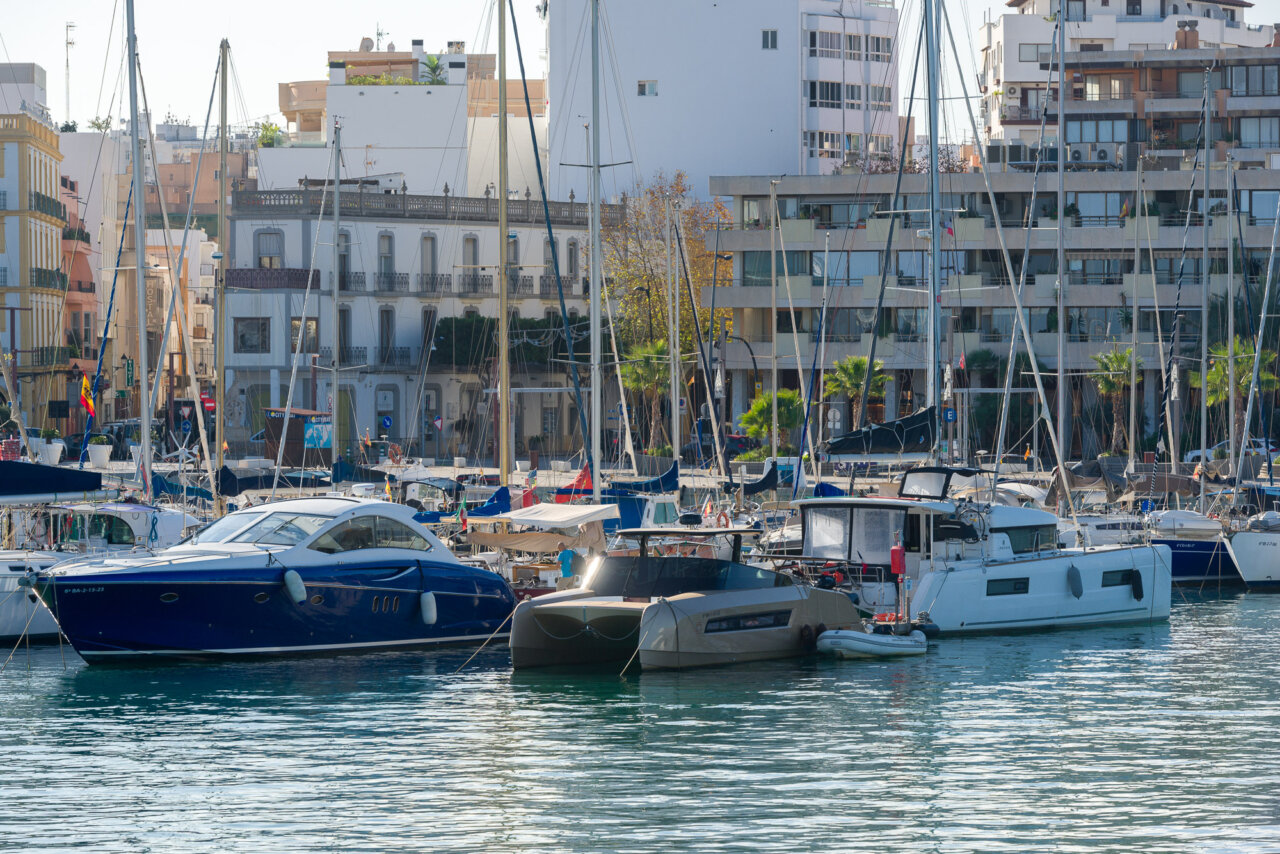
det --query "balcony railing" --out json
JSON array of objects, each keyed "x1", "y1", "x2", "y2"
[
  {"x1": 538, "y1": 274, "x2": 579, "y2": 297},
  {"x1": 233, "y1": 189, "x2": 625, "y2": 229},
  {"x1": 376, "y1": 346, "x2": 412, "y2": 368},
  {"x1": 31, "y1": 346, "x2": 71, "y2": 367},
  {"x1": 511, "y1": 274, "x2": 535, "y2": 295},
  {"x1": 71, "y1": 279, "x2": 95, "y2": 293},
  {"x1": 29, "y1": 191, "x2": 66, "y2": 221},
  {"x1": 227, "y1": 267, "x2": 319, "y2": 290},
  {"x1": 62, "y1": 226, "x2": 90, "y2": 243},
  {"x1": 375, "y1": 271, "x2": 409, "y2": 293},
  {"x1": 337, "y1": 271, "x2": 366, "y2": 292},
  {"x1": 417, "y1": 273, "x2": 452, "y2": 294},
  {"x1": 458, "y1": 274, "x2": 494, "y2": 294},
  {"x1": 319, "y1": 345, "x2": 368, "y2": 366},
  {"x1": 30, "y1": 267, "x2": 68, "y2": 290}
]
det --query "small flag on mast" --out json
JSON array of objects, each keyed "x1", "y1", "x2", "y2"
[{"x1": 79, "y1": 375, "x2": 95, "y2": 419}]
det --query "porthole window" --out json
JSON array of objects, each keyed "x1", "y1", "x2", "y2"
[
  {"x1": 372, "y1": 595, "x2": 381, "y2": 612},
  {"x1": 309, "y1": 594, "x2": 324, "y2": 605},
  {"x1": 160, "y1": 592, "x2": 179, "y2": 603},
  {"x1": 253, "y1": 592, "x2": 270, "y2": 604}
]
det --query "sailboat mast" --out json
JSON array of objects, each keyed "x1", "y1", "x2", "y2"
[
  {"x1": 215, "y1": 37, "x2": 228, "y2": 512},
  {"x1": 331, "y1": 119, "x2": 341, "y2": 470},
  {"x1": 1129, "y1": 158, "x2": 1141, "y2": 471},
  {"x1": 125, "y1": 0, "x2": 152, "y2": 500},
  {"x1": 589, "y1": 0, "x2": 602, "y2": 500},
  {"x1": 1055, "y1": 2, "x2": 1067, "y2": 469},
  {"x1": 769, "y1": 179, "x2": 779, "y2": 462},
  {"x1": 498, "y1": 0, "x2": 511, "y2": 488},
  {"x1": 667, "y1": 197, "x2": 678, "y2": 457},
  {"x1": 1227, "y1": 156, "x2": 1236, "y2": 469},
  {"x1": 1200, "y1": 71, "x2": 1210, "y2": 505},
  {"x1": 924, "y1": 0, "x2": 942, "y2": 433}
]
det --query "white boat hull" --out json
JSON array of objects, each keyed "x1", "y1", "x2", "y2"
[
  {"x1": 851, "y1": 545, "x2": 1171, "y2": 633},
  {"x1": 817, "y1": 628, "x2": 927, "y2": 658},
  {"x1": 1226, "y1": 532, "x2": 1280, "y2": 590},
  {"x1": 0, "y1": 552, "x2": 64, "y2": 639}
]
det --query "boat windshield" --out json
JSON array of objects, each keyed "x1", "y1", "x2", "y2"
[
  {"x1": 229, "y1": 513, "x2": 331, "y2": 546},
  {"x1": 585, "y1": 556, "x2": 790, "y2": 598},
  {"x1": 182, "y1": 512, "x2": 266, "y2": 545}
]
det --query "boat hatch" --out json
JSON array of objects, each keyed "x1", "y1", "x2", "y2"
[{"x1": 898, "y1": 466, "x2": 981, "y2": 500}]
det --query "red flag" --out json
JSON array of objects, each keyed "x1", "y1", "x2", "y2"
[
  {"x1": 958, "y1": 351, "x2": 966, "y2": 371},
  {"x1": 555, "y1": 464, "x2": 593, "y2": 504}
]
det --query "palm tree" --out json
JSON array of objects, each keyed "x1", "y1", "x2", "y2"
[
  {"x1": 1089, "y1": 346, "x2": 1142, "y2": 455},
  {"x1": 619, "y1": 339, "x2": 671, "y2": 452},
  {"x1": 822, "y1": 356, "x2": 887, "y2": 428},
  {"x1": 422, "y1": 55, "x2": 448, "y2": 85},
  {"x1": 739, "y1": 390, "x2": 804, "y2": 449},
  {"x1": 1190, "y1": 336, "x2": 1279, "y2": 444}
]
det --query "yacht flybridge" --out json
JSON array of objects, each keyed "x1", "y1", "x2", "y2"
[{"x1": 797, "y1": 468, "x2": 1172, "y2": 633}]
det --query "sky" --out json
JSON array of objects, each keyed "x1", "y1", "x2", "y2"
[{"x1": 4, "y1": 0, "x2": 1280, "y2": 137}]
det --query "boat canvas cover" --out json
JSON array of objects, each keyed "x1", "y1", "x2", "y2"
[
  {"x1": 331, "y1": 459, "x2": 397, "y2": 485},
  {"x1": 824, "y1": 406, "x2": 936, "y2": 456},
  {"x1": 217, "y1": 465, "x2": 330, "y2": 497},
  {"x1": 413, "y1": 487, "x2": 511, "y2": 524},
  {"x1": 0, "y1": 461, "x2": 102, "y2": 501},
  {"x1": 499, "y1": 503, "x2": 619, "y2": 528},
  {"x1": 725, "y1": 461, "x2": 777, "y2": 496},
  {"x1": 608, "y1": 461, "x2": 679, "y2": 494},
  {"x1": 467, "y1": 526, "x2": 605, "y2": 554}
]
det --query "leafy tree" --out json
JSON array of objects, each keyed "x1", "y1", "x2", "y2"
[
  {"x1": 738, "y1": 389, "x2": 803, "y2": 448},
  {"x1": 1190, "y1": 336, "x2": 1279, "y2": 443},
  {"x1": 601, "y1": 172, "x2": 732, "y2": 356},
  {"x1": 88, "y1": 116, "x2": 112, "y2": 132},
  {"x1": 59, "y1": 120, "x2": 78, "y2": 133},
  {"x1": 257, "y1": 121, "x2": 283, "y2": 149},
  {"x1": 1090, "y1": 347, "x2": 1142, "y2": 455},
  {"x1": 422, "y1": 55, "x2": 448, "y2": 85},
  {"x1": 619, "y1": 339, "x2": 670, "y2": 451},
  {"x1": 822, "y1": 355, "x2": 886, "y2": 428}
]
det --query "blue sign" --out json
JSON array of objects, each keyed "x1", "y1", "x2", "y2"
[
  {"x1": 381, "y1": 415, "x2": 393, "y2": 430},
  {"x1": 181, "y1": 419, "x2": 192, "y2": 434},
  {"x1": 304, "y1": 420, "x2": 332, "y2": 449},
  {"x1": 943, "y1": 407, "x2": 957, "y2": 423}
]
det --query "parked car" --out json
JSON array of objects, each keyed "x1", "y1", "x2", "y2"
[{"x1": 1184, "y1": 438, "x2": 1279, "y2": 464}]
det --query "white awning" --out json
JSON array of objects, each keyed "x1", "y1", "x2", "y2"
[{"x1": 496, "y1": 503, "x2": 620, "y2": 530}]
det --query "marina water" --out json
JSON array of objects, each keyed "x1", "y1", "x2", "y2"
[{"x1": 3, "y1": 593, "x2": 1280, "y2": 852}]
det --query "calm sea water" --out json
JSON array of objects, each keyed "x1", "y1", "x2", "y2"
[{"x1": 2, "y1": 594, "x2": 1280, "y2": 853}]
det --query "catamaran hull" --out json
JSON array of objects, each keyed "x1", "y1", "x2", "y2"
[
  {"x1": 850, "y1": 545, "x2": 1172, "y2": 633},
  {"x1": 1150, "y1": 537, "x2": 1241, "y2": 585},
  {"x1": 0, "y1": 575, "x2": 58, "y2": 640},
  {"x1": 1226, "y1": 532, "x2": 1280, "y2": 590},
  {"x1": 37, "y1": 561, "x2": 515, "y2": 661},
  {"x1": 637, "y1": 587, "x2": 861, "y2": 670},
  {"x1": 509, "y1": 592, "x2": 648, "y2": 669}
]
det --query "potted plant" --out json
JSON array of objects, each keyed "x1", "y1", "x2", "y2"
[
  {"x1": 38, "y1": 427, "x2": 64, "y2": 465},
  {"x1": 87, "y1": 434, "x2": 113, "y2": 468}
]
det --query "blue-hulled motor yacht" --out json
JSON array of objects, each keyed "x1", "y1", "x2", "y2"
[{"x1": 34, "y1": 497, "x2": 515, "y2": 662}]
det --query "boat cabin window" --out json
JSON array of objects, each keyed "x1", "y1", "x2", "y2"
[
  {"x1": 183, "y1": 511, "x2": 266, "y2": 545},
  {"x1": 804, "y1": 505, "x2": 903, "y2": 564},
  {"x1": 650, "y1": 501, "x2": 679, "y2": 526},
  {"x1": 230, "y1": 513, "x2": 330, "y2": 546},
  {"x1": 933, "y1": 516, "x2": 979, "y2": 542},
  {"x1": 310, "y1": 516, "x2": 429, "y2": 553},
  {"x1": 990, "y1": 524, "x2": 1057, "y2": 554},
  {"x1": 86, "y1": 514, "x2": 137, "y2": 546},
  {"x1": 585, "y1": 556, "x2": 790, "y2": 598}
]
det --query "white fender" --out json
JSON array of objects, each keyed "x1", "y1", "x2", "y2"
[
  {"x1": 420, "y1": 591, "x2": 438, "y2": 625},
  {"x1": 282, "y1": 569, "x2": 307, "y2": 604}
]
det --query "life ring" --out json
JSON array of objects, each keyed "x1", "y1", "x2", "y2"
[
  {"x1": 388, "y1": 443, "x2": 404, "y2": 464},
  {"x1": 716, "y1": 511, "x2": 731, "y2": 528}
]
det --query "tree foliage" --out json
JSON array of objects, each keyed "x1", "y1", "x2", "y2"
[
  {"x1": 59, "y1": 120, "x2": 78, "y2": 133},
  {"x1": 422, "y1": 55, "x2": 448, "y2": 85},
  {"x1": 257, "y1": 121, "x2": 283, "y2": 149},
  {"x1": 1089, "y1": 347, "x2": 1141, "y2": 455},
  {"x1": 822, "y1": 356, "x2": 886, "y2": 427},
  {"x1": 88, "y1": 116, "x2": 112, "y2": 132},
  {"x1": 601, "y1": 172, "x2": 732, "y2": 361},
  {"x1": 619, "y1": 339, "x2": 670, "y2": 451},
  {"x1": 738, "y1": 389, "x2": 803, "y2": 448},
  {"x1": 1189, "y1": 336, "x2": 1280, "y2": 442}
]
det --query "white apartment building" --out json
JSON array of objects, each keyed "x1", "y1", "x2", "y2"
[
  {"x1": 980, "y1": 0, "x2": 1277, "y2": 143},
  {"x1": 546, "y1": 0, "x2": 901, "y2": 198},
  {"x1": 224, "y1": 184, "x2": 609, "y2": 462}
]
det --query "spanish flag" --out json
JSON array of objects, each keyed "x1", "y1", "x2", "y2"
[
  {"x1": 384, "y1": 475, "x2": 393, "y2": 500},
  {"x1": 1023, "y1": 445, "x2": 1032, "y2": 460},
  {"x1": 1121, "y1": 198, "x2": 1131, "y2": 219},
  {"x1": 363, "y1": 428, "x2": 372, "y2": 449},
  {"x1": 79, "y1": 375, "x2": 95, "y2": 419}
]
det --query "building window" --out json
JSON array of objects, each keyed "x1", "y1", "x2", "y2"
[
  {"x1": 1018, "y1": 43, "x2": 1051, "y2": 63},
  {"x1": 637, "y1": 80, "x2": 658, "y2": 96},
  {"x1": 761, "y1": 29, "x2": 777, "y2": 50},
  {"x1": 378, "y1": 308, "x2": 395, "y2": 363},
  {"x1": 256, "y1": 231, "x2": 283, "y2": 269},
  {"x1": 290, "y1": 317, "x2": 318, "y2": 353},
  {"x1": 868, "y1": 85, "x2": 892, "y2": 112},
  {"x1": 806, "y1": 80, "x2": 842, "y2": 109},
  {"x1": 845, "y1": 34, "x2": 862, "y2": 60},
  {"x1": 567, "y1": 239, "x2": 580, "y2": 277},
  {"x1": 234, "y1": 317, "x2": 270, "y2": 354},
  {"x1": 421, "y1": 233, "x2": 437, "y2": 276},
  {"x1": 803, "y1": 131, "x2": 844, "y2": 159},
  {"x1": 866, "y1": 36, "x2": 892, "y2": 62},
  {"x1": 808, "y1": 31, "x2": 841, "y2": 59},
  {"x1": 845, "y1": 84, "x2": 863, "y2": 110},
  {"x1": 378, "y1": 233, "x2": 394, "y2": 275}
]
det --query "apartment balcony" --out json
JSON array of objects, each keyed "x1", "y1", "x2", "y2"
[
  {"x1": 374, "y1": 346, "x2": 414, "y2": 369},
  {"x1": 1001, "y1": 105, "x2": 1046, "y2": 124},
  {"x1": 62, "y1": 226, "x2": 90, "y2": 243},
  {"x1": 30, "y1": 345, "x2": 71, "y2": 367},
  {"x1": 30, "y1": 267, "x2": 68, "y2": 290},
  {"x1": 417, "y1": 273, "x2": 452, "y2": 294},
  {"x1": 511, "y1": 275, "x2": 536, "y2": 295},
  {"x1": 336, "y1": 271, "x2": 366, "y2": 292},
  {"x1": 29, "y1": 191, "x2": 66, "y2": 222},
  {"x1": 69, "y1": 279, "x2": 95, "y2": 293},
  {"x1": 318, "y1": 345, "x2": 368, "y2": 367},
  {"x1": 375, "y1": 271, "x2": 409, "y2": 293},
  {"x1": 538, "y1": 274, "x2": 581, "y2": 298},
  {"x1": 227, "y1": 267, "x2": 319, "y2": 290},
  {"x1": 457, "y1": 274, "x2": 494, "y2": 295}
]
